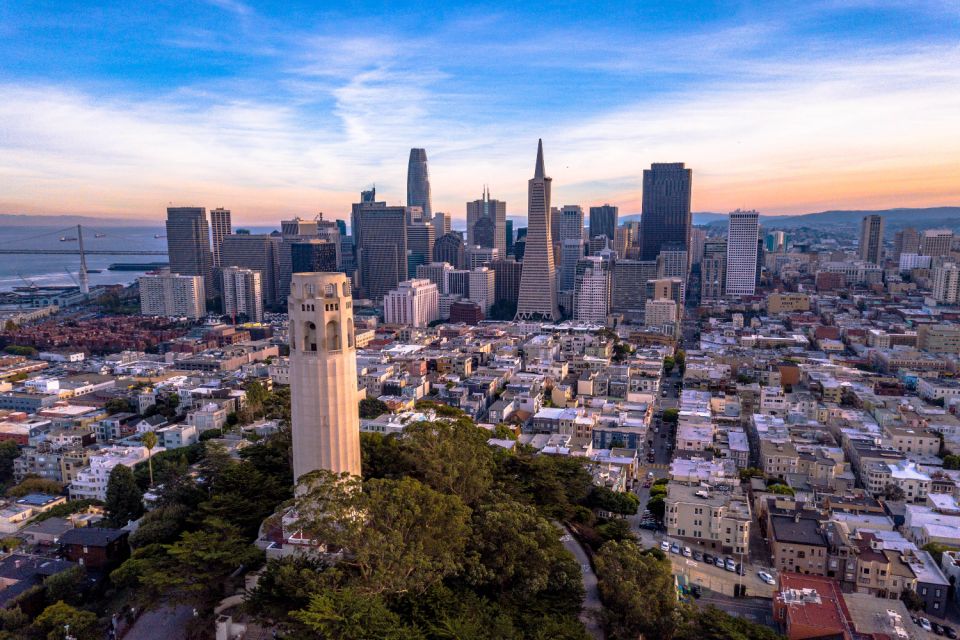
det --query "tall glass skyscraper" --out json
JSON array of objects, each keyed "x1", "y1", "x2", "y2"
[
  {"x1": 589, "y1": 204, "x2": 618, "y2": 243},
  {"x1": 406, "y1": 148, "x2": 432, "y2": 218},
  {"x1": 638, "y1": 163, "x2": 692, "y2": 261},
  {"x1": 165, "y1": 206, "x2": 213, "y2": 297}
]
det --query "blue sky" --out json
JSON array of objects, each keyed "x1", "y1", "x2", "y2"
[{"x1": 1, "y1": 0, "x2": 959, "y2": 223}]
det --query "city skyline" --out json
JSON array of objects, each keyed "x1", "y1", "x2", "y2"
[{"x1": 1, "y1": 2, "x2": 959, "y2": 224}]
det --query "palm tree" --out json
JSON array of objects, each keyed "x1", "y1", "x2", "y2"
[{"x1": 142, "y1": 431, "x2": 158, "y2": 487}]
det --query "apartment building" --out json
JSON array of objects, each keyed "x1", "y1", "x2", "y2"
[{"x1": 665, "y1": 483, "x2": 751, "y2": 554}]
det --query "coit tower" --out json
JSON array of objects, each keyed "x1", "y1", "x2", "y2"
[{"x1": 288, "y1": 272, "x2": 362, "y2": 487}]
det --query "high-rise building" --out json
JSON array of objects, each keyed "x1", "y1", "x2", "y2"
[
  {"x1": 689, "y1": 227, "x2": 707, "y2": 265},
  {"x1": 552, "y1": 205, "x2": 584, "y2": 251},
  {"x1": 894, "y1": 227, "x2": 921, "y2": 258},
  {"x1": 933, "y1": 263, "x2": 960, "y2": 304},
  {"x1": 574, "y1": 256, "x2": 610, "y2": 323},
  {"x1": 465, "y1": 245, "x2": 498, "y2": 270},
  {"x1": 646, "y1": 278, "x2": 684, "y2": 305},
  {"x1": 657, "y1": 244, "x2": 689, "y2": 280},
  {"x1": 292, "y1": 240, "x2": 338, "y2": 274},
  {"x1": 701, "y1": 239, "x2": 727, "y2": 301},
  {"x1": 644, "y1": 299, "x2": 678, "y2": 331},
  {"x1": 209, "y1": 208, "x2": 232, "y2": 268},
  {"x1": 431, "y1": 212, "x2": 451, "y2": 239},
  {"x1": 515, "y1": 140, "x2": 559, "y2": 321},
  {"x1": 765, "y1": 230, "x2": 787, "y2": 253},
  {"x1": 469, "y1": 267, "x2": 496, "y2": 314},
  {"x1": 221, "y1": 234, "x2": 282, "y2": 306},
  {"x1": 589, "y1": 204, "x2": 618, "y2": 243},
  {"x1": 446, "y1": 269, "x2": 471, "y2": 298},
  {"x1": 316, "y1": 217, "x2": 342, "y2": 269},
  {"x1": 416, "y1": 261, "x2": 454, "y2": 294},
  {"x1": 406, "y1": 223, "x2": 436, "y2": 276},
  {"x1": 612, "y1": 259, "x2": 657, "y2": 318},
  {"x1": 407, "y1": 148, "x2": 432, "y2": 218},
  {"x1": 614, "y1": 225, "x2": 633, "y2": 260},
  {"x1": 138, "y1": 272, "x2": 206, "y2": 319},
  {"x1": 559, "y1": 238, "x2": 584, "y2": 292},
  {"x1": 858, "y1": 214, "x2": 885, "y2": 265},
  {"x1": 279, "y1": 217, "x2": 320, "y2": 300},
  {"x1": 588, "y1": 235, "x2": 610, "y2": 257},
  {"x1": 467, "y1": 188, "x2": 507, "y2": 258},
  {"x1": 725, "y1": 210, "x2": 760, "y2": 296},
  {"x1": 165, "y1": 207, "x2": 214, "y2": 296},
  {"x1": 383, "y1": 278, "x2": 439, "y2": 327},
  {"x1": 433, "y1": 232, "x2": 465, "y2": 269},
  {"x1": 335, "y1": 219, "x2": 347, "y2": 238},
  {"x1": 222, "y1": 266, "x2": 263, "y2": 322},
  {"x1": 638, "y1": 163, "x2": 692, "y2": 261},
  {"x1": 491, "y1": 258, "x2": 522, "y2": 304},
  {"x1": 351, "y1": 192, "x2": 408, "y2": 302},
  {"x1": 288, "y1": 273, "x2": 362, "y2": 486},
  {"x1": 922, "y1": 229, "x2": 954, "y2": 258},
  {"x1": 505, "y1": 220, "x2": 514, "y2": 256}
]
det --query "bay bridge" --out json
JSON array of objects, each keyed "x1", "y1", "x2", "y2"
[{"x1": 0, "y1": 224, "x2": 168, "y2": 294}]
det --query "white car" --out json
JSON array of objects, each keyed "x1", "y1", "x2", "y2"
[
  {"x1": 660, "y1": 540, "x2": 671, "y2": 552},
  {"x1": 682, "y1": 546, "x2": 692, "y2": 558},
  {"x1": 919, "y1": 618, "x2": 932, "y2": 632},
  {"x1": 757, "y1": 571, "x2": 776, "y2": 585},
  {"x1": 725, "y1": 558, "x2": 736, "y2": 572},
  {"x1": 671, "y1": 543, "x2": 681, "y2": 554}
]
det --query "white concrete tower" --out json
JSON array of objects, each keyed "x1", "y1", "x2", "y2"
[{"x1": 288, "y1": 272, "x2": 362, "y2": 487}]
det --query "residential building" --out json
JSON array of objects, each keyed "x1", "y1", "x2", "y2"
[
  {"x1": 221, "y1": 267, "x2": 263, "y2": 322},
  {"x1": 921, "y1": 229, "x2": 954, "y2": 257},
  {"x1": 574, "y1": 256, "x2": 610, "y2": 323},
  {"x1": 469, "y1": 267, "x2": 496, "y2": 314},
  {"x1": 138, "y1": 273, "x2": 205, "y2": 319},
  {"x1": 665, "y1": 483, "x2": 751, "y2": 554},
  {"x1": 209, "y1": 207, "x2": 232, "y2": 268}
]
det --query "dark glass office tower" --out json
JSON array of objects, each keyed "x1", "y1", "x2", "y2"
[{"x1": 638, "y1": 163, "x2": 692, "y2": 261}]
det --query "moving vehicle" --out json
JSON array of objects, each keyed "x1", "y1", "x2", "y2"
[
  {"x1": 757, "y1": 571, "x2": 776, "y2": 585},
  {"x1": 725, "y1": 558, "x2": 736, "y2": 572}
]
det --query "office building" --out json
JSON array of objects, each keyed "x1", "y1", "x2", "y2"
[
  {"x1": 645, "y1": 299, "x2": 678, "y2": 333},
  {"x1": 406, "y1": 148, "x2": 432, "y2": 218},
  {"x1": 638, "y1": 163, "x2": 692, "y2": 261},
  {"x1": 689, "y1": 227, "x2": 707, "y2": 265},
  {"x1": 933, "y1": 263, "x2": 960, "y2": 304},
  {"x1": 139, "y1": 273, "x2": 205, "y2": 319},
  {"x1": 921, "y1": 229, "x2": 954, "y2": 258},
  {"x1": 315, "y1": 216, "x2": 342, "y2": 269},
  {"x1": 416, "y1": 262, "x2": 455, "y2": 294},
  {"x1": 291, "y1": 240, "x2": 338, "y2": 274},
  {"x1": 209, "y1": 207, "x2": 232, "y2": 268},
  {"x1": 221, "y1": 267, "x2": 263, "y2": 322},
  {"x1": 467, "y1": 187, "x2": 507, "y2": 257},
  {"x1": 765, "y1": 230, "x2": 787, "y2": 254},
  {"x1": 894, "y1": 228, "x2": 921, "y2": 258},
  {"x1": 552, "y1": 204, "x2": 585, "y2": 248},
  {"x1": 612, "y1": 259, "x2": 657, "y2": 318},
  {"x1": 859, "y1": 214, "x2": 885, "y2": 264},
  {"x1": 469, "y1": 267, "x2": 496, "y2": 313},
  {"x1": 646, "y1": 278, "x2": 684, "y2": 305},
  {"x1": 588, "y1": 235, "x2": 610, "y2": 257},
  {"x1": 725, "y1": 209, "x2": 760, "y2": 296},
  {"x1": 657, "y1": 244, "x2": 689, "y2": 282},
  {"x1": 433, "y1": 232, "x2": 465, "y2": 269},
  {"x1": 165, "y1": 207, "x2": 213, "y2": 295},
  {"x1": 574, "y1": 256, "x2": 610, "y2": 323},
  {"x1": 589, "y1": 204, "x2": 618, "y2": 243},
  {"x1": 220, "y1": 234, "x2": 281, "y2": 306},
  {"x1": 491, "y1": 258, "x2": 522, "y2": 304},
  {"x1": 465, "y1": 245, "x2": 498, "y2": 270},
  {"x1": 406, "y1": 223, "x2": 436, "y2": 276},
  {"x1": 446, "y1": 269, "x2": 471, "y2": 298},
  {"x1": 288, "y1": 273, "x2": 362, "y2": 486},
  {"x1": 279, "y1": 217, "x2": 320, "y2": 300},
  {"x1": 614, "y1": 225, "x2": 633, "y2": 259},
  {"x1": 351, "y1": 189, "x2": 408, "y2": 301},
  {"x1": 431, "y1": 211, "x2": 451, "y2": 239},
  {"x1": 515, "y1": 139, "x2": 559, "y2": 321},
  {"x1": 559, "y1": 238, "x2": 584, "y2": 292},
  {"x1": 383, "y1": 279, "x2": 439, "y2": 327},
  {"x1": 702, "y1": 239, "x2": 727, "y2": 301},
  {"x1": 505, "y1": 220, "x2": 514, "y2": 255}
]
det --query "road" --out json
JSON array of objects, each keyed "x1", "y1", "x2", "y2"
[{"x1": 560, "y1": 526, "x2": 605, "y2": 640}]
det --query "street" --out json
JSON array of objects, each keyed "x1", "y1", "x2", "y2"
[{"x1": 560, "y1": 526, "x2": 605, "y2": 640}]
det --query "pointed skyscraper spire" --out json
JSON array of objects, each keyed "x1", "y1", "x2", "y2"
[{"x1": 534, "y1": 138, "x2": 545, "y2": 179}]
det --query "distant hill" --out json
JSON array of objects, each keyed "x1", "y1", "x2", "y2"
[
  {"x1": 755, "y1": 207, "x2": 960, "y2": 232},
  {"x1": 0, "y1": 213, "x2": 157, "y2": 228},
  {"x1": 619, "y1": 212, "x2": 727, "y2": 226}
]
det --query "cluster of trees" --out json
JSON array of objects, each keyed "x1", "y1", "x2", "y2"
[
  {"x1": 248, "y1": 413, "x2": 594, "y2": 639},
  {"x1": 646, "y1": 478, "x2": 669, "y2": 519}
]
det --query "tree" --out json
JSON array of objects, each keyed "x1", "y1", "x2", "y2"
[
  {"x1": 43, "y1": 566, "x2": 87, "y2": 606},
  {"x1": 676, "y1": 606, "x2": 781, "y2": 640},
  {"x1": 359, "y1": 397, "x2": 389, "y2": 419},
  {"x1": 598, "y1": 519, "x2": 635, "y2": 543},
  {"x1": 403, "y1": 418, "x2": 494, "y2": 506},
  {"x1": 675, "y1": 349, "x2": 686, "y2": 376},
  {"x1": 738, "y1": 467, "x2": 765, "y2": 481},
  {"x1": 901, "y1": 587, "x2": 924, "y2": 611},
  {"x1": 883, "y1": 483, "x2": 906, "y2": 502},
  {"x1": 3, "y1": 345, "x2": 37, "y2": 357},
  {"x1": 943, "y1": 454, "x2": 960, "y2": 470},
  {"x1": 663, "y1": 356, "x2": 675, "y2": 374},
  {"x1": 129, "y1": 504, "x2": 191, "y2": 547},
  {"x1": 595, "y1": 542, "x2": 681, "y2": 639},
  {"x1": 293, "y1": 588, "x2": 424, "y2": 640},
  {"x1": 0, "y1": 440, "x2": 19, "y2": 488},
  {"x1": 104, "y1": 465, "x2": 143, "y2": 526},
  {"x1": 142, "y1": 431, "x2": 158, "y2": 487},
  {"x1": 103, "y1": 397, "x2": 134, "y2": 415},
  {"x1": 662, "y1": 408, "x2": 679, "y2": 424},
  {"x1": 296, "y1": 472, "x2": 470, "y2": 596},
  {"x1": 244, "y1": 380, "x2": 270, "y2": 417},
  {"x1": 922, "y1": 542, "x2": 956, "y2": 564},
  {"x1": 767, "y1": 484, "x2": 795, "y2": 496},
  {"x1": 32, "y1": 601, "x2": 98, "y2": 640},
  {"x1": 588, "y1": 487, "x2": 640, "y2": 516},
  {"x1": 199, "y1": 460, "x2": 288, "y2": 538},
  {"x1": 646, "y1": 496, "x2": 666, "y2": 519},
  {"x1": 6, "y1": 476, "x2": 64, "y2": 497}
]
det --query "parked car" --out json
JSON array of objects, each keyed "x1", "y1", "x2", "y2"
[
  {"x1": 919, "y1": 618, "x2": 933, "y2": 632},
  {"x1": 671, "y1": 543, "x2": 681, "y2": 554},
  {"x1": 714, "y1": 557, "x2": 725, "y2": 568},
  {"x1": 703, "y1": 553, "x2": 714, "y2": 565},
  {"x1": 682, "y1": 546, "x2": 692, "y2": 558},
  {"x1": 932, "y1": 622, "x2": 945, "y2": 636},
  {"x1": 757, "y1": 571, "x2": 776, "y2": 585},
  {"x1": 943, "y1": 625, "x2": 957, "y2": 639},
  {"x1": 736, "y1": 564, "x2": 746, "y2": 576},
  {"x1": 660, "y1": 540, "x2": 670, "y2": 552},
  {"x1": 690, "y1": 584, "x2": 702, "y2": 598},
  {"x1": 693, "y1": 551, "x2": 703, "y2": 562},
  {"x1": 725, "y1": 558, "x2": 736, "y2": 572}
]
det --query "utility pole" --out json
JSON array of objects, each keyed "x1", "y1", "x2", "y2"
[{"x1": 77, "y1": 224, "x2": 89, "y2": 295}]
